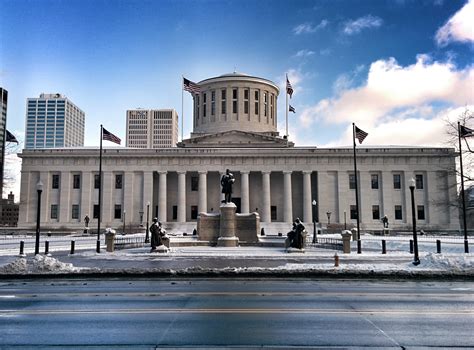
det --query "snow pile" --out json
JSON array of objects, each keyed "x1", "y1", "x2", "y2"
[
  {"x1": 0, "y1": 255, "x2": 84, "y2": 274},
  {"x1": 421, "y1": 253, "x2": 473, "y2": 272}
]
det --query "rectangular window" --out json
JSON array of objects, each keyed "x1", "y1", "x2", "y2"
[
  {"x1": 372, "y1": 205, "x2": 380, "y2": 220},
  {"x1": 52, "y1": 174, "x2": 60, "y2": 189},
  {"x1": 244, "y1": 89, "x2": 249, "y2": 115},
  {"x1": 271, "y1": 206, "x2": 277, "y2": 221},
  {"x1": 191, "y1": 205, "x2": 198, "y2": 220},
  {"x1": 270, "y1": 94, "x2": 274, "y2": 118},
  {"x1": 172, "y1": 205, "x2": 178, "y2": 220},
  {"x1": 417, "y1": 205, "x2": 425, "y2": 220},
  {"x1": 395, "y1": 205, "x2": 403, "y2": 220},
  {"x1": 71, "y1": 204, "x2": 79, "y2": 220},
  {"x1": 393, "y1": 174, "x2": 401, "y2": 189},
  {"x1": 371, "y1": 174, "x2": 379, "y2": 189},
  {"x1": 203, "y1": 93, "x2": 207, "y2": 117},
  {"x1": 350, "y1": 205, "x2": 358, "y2": 220},
  {"x1": 349, "y1": 174, "x2": 356, "y2": 190},
  {"x1": 94, "y1": 174, "x2": 100, "y2": 189},
  {"x1": 115, "y1": 174, "x2": 123, "y2": 189},
  {"x1": 73, "y1": 174, "x2": 81, "y2": 189},
  {"x1": 114, "y1": 204, "x2": 122, "y2": 219},
  {"x1": 264, "y1": 92, "x2": 268, "y2": 117},
  {"x1": 254, "y1": 91, "x2": 259, "y2": 115},
  {"x1": 211, "y1": 91, "x2": 215, "y2": 116},
  {"x1": 196, "y1": 95, "x2": 200, "y2": 119},
  {"x1": 191, "y1": 176, "x2": 199, "y2": 191},
  {"x1": 232, "y1": 88, "x2": 238, "y2": 113},
  {"x1": 221, "y1": 89, "x2": 226, "y2": 114},
  {"x1": 416, "y1": 174, "x2": 424, "y2": 189},
  {"x1": 51, "y1": 204, "x2": 58, "y2": 219},
  {"x1": 93, "y1": 204, "x2": 100, "y2": 219}
]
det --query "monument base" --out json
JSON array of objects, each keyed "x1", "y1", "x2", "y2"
[{"x1": 217, "y1": 236, "x2": 239, "y2": 247}]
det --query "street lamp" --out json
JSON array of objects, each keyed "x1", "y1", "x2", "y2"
[
  {"x1": 326, "y1": 211, "x2": 332, "y2": 225},
  {"x1": 409, "y1": 178, "x2": 420, "y2": 265},
  {"x1": 145, "y1": 201, "x2": 150, "y2": 243},
  {"x1": 312, "y1": 200, "x2": 317, "y2": 243},
  {"x1": 34, "y1": 180, "x2": 43, "y2": 255},
  {"x1": 344, "y1": 211, "x2": 347, "y2": 230},
  {"x1": 123, "y1": 210, "x2": 126, "y2": 235},
  {"x1": 139, "y1": 210, "x2": 144, "y2": 227}
]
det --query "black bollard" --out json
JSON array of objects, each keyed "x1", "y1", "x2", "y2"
[
  {"x1": 261, "y1": 228, "x2": 265, "y2": 236},
  {"x1": 436, "y1": 240, "x2": 441, "y2": 254},
  {"x1": 357, "y1": 240, "x2": 362, "y2": 254},
  {"x1": 183, "y1": 232, "x2": 187, "y2": 236},
  {"x1": 19, "y1": 241, "x2": 25, "y2": 256},
  {"x1": 45, "y1": 241, "x2": 49, "y2": 255},
  {"x1": 409, "y1": 240, "x2": 414, "y2": 254},
  {"x1": 70, "y1": 240, "x2": 75, "y2": 255},
  {"x1": 192, "y1": 228, "x2": 197, "y2": 236},
  {"x1": 382, "y1": 240, "x2": 386, "y2": 254}
]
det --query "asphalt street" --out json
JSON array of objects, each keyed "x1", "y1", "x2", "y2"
[{"x1": 0, "y1": 278, "x2": 472, "y2": 349}]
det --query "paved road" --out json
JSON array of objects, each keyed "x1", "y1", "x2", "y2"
[{"x1": 0, "y1": 278, "x2": 472, "y2": 349}]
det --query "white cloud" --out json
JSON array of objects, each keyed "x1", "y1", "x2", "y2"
[
  {"x1": 299, "y1": 54, "x2": 474, "y2": 127},
  {"x1": 343, "y1": 15, "x2": 383, "y2": 35},
  {"x1": 294, "y1": 49, "x2": 315, "y2": 58},
  {"x1": 332, "y1": 64, "x2": 365, "y2": 94},
  {"x1": 319, "y1": 48, "x2": 331, "y2": 56},
  {"x1": 436, "y1": 0, "x2": 474, "y2": 46},
  {"x1": 293, "y1": 20, "x2": 328, "y2": 35}
]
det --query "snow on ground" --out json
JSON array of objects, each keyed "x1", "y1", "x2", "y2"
[{"x1": 0, "y1": 255, "x2": 84, "y2": 274}]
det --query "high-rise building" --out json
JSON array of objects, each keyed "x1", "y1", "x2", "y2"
[
  {"x1": 25, "y1": 93, "x2": 85, "y2": 149},
  {"x1": 0, "y1": 88, "x2": 8, "y2": 197},
  {"x1": 126, "y1": 109, "x2": 178, "y2": 148}
]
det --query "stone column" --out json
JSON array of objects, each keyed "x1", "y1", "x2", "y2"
[
  {"x1": 303, "y1": 171, "x2": 312, "y2": 223},
  {"x1": 158, "y1": 171, "x2": 167, "y2": 222},
  {"x1": 283, "y1": 171, "x2": 293, "y2": 223},
  {"x1": 143, "y1": 171, "x2": 153, "y2": 221},
  {"x1": 18, "y1": 171, "x2": 31, "y2": 224},
  {"x1": 177, "y1": 171, "x2": 186, "y2": 222},
  {"x1": 39, "y1": 171, "x2": 49, "y2": 222},
  {"x1": 217, "y1": 202, "x2": 239, "y2": 247},
  {"x1": 102, "y1": 171, "x2": 113, "y2": 224},
  {"x1": 198, "y1": 171, "x2": 207, "y2": 214},
  {"x1": 241, "y1": 171, "x2": 250, "y2": 214},
  {"x1": 123, "y1": 172, "x2": 134, "y2": 223},
  {"x1": 80, "y1": 171, "x2": 91, "y2": 222},
  {"x1": 261, "y1": 171, "x2": 271, "y2": 222},
  {"x1": 59, "y1": 171, "x2": 71, "y2": 223}
]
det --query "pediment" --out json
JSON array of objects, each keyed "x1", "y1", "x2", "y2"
[{"x1": 178, "y1": 130, "x2": 294, "y2": 148}]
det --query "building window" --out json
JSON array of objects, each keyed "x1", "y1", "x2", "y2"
[
  {"x1": 350, "y1": 205, "x2": 358, "y2": 220},
  {"x1": 52, "y1": 174, "x2": 60, "y2": 189},
  {"x1": 393, "y1": 174, "x2": 401, "y2": 189},
  {"x1": 416, "y1": 174, "x2": 424, "y2": 189},
  {"x1": 395, "y1": 205, "x2": 403, "y2": 220},
  {"x1": 94, "y1": 174, "x2": 100, "y2": 189},
  {"x1": 232, "y1": 88, "x2": 238, "y2": 113},
  {"x1": 115, "y1": 174, "x2": 123, "y2": 189},
  {"x1": 203, "y1": 93, "x2": 207, "y2": 117},
  {"x1": 71, "y1": 204, "x2": 79, "y2": 220},
  {"x1": 271, "y1": 206, "x2": 277, "y2": 221},
  {"x1": 73, "y1": 174, "x2": 81, "y2": 189},
  {"x1": 349, "y1": 174, "x2": 356, "y2": 190},
  {"x1": 114, "y1": 204, "x2": 122, "y2": 219},
  {"x1": 254, "y1": 91, "x2": 259, "y2": 115},
  {"x1": 372, "y1": 205, "x2": 380, "y2": 220},
  {"x1": 93, "y1": 204, "x2": 100, "y2": 219},
  {"x1": 196, "y1": 95, "x2": 200, "y2": 119},
  {"x1": 191, "y1": 205, "x2": 198, "y2": 220},
  {"x1": 50, "y1": 204, "x2": 59, "y2": 219},
  {"x1": 264, "y1": 92, "x2": 268, "y2": 117},
  {"x1": 221, "y1": 89, "x2": 226, "y2": 114},
  {"x1": 270, "y1": 94, "x2": 274, "y2": 118},
  {"x1": 244, "y1": 89, "x2": 249, "y2": 114},
  {"x1": 211, "y1": 91, "x2": 215, "y2": 116},
  {"x1": 191, "y1": 176, "x2": 199, "y2": 191},
  {"x1": 371, "y1": 174, "x2": 379, "y2": 189},
  {"x1": 172, "y1": 205, "x2": 178, "y2": 220},
  {"x1": 417, "y1": 205, "x2": 425, "y2": 220}
]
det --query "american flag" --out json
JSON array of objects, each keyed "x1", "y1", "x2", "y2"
[
  {"x1": 183, "y1": 77, "x2": 201, "y2": 94},
  {"x1": 289, "y1": 105, "x2": 296, "y2": 113},
  {"x1": 102, "y1": 128, "x2": 121, "y2": 145},
  {"x1": 286, "y1": 75, "x2": 293, "y2": 98},
  {"x1": 355, "y1": 125, "x2": 368, "y2": 144}
]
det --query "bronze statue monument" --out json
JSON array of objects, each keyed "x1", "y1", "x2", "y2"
[{"x1": 220, "y1": 169, "x2": 235, "y2": 204}]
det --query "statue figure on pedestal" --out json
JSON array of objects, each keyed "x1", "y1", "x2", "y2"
[
  {"x1": 221, "y1": 169, "x2": 235, "y2": 204},
  {"x1": 150, "y1": 218, "x2": 166, "y2": 252},
  {"x1": 287, "y1": 218, "x2": 305, "y2": 249}
]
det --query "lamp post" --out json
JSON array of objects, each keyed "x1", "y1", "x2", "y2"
[
  {"x1": 409, "y1": 178, "x2": 420, "y2": 265},
  {"x1": 344, "y1": 211, "x2": 347, "y2": 230},
  {"x1": 312, "y1": 200, "x2": 317, "y2": 243},
  {"x1": 326, "y1": 211, "x2": 331, "y2": 225},
  {"x1": 123, "y1": 210, "x2": 126, "y2": 235},
  {"x1": 145, "y1": 201, "x2": 150, "y2": 243},
  {"x1": 139, "y1": 210, "x2": 144, "y2": 227},
  {"x1": 34, "y1": 180, "x2": 43, "y2": 255}
]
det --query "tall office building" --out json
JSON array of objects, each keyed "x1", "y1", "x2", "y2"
[
  {"x1": 0, "y1": 88, "x2": 8, "y2": 196},
  {"x1": 25, "y1": 93, "x2": 85, "y2": 149},
  {"x1": 126, "y1": 109, "x2": 178, "y2": 148}
]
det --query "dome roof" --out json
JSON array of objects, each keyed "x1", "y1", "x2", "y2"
[{"x1": 198, "y1": 72, "x2": 279, "y2": 91}]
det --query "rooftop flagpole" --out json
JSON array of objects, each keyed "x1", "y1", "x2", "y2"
[
  {"x1": 97, "y1": 125, "x2": 103, "y2": 253},
  {"x1": 181, "y1": 75, "x2": 184, "y2": 142},
  {"x1": 285, "y1": 74, "x2": 289, "y2": 139},
  {"x1": 458, "y1": 121, "x2": 469, "y2": 253},
  {"x1": 352, "y1": 123, "x2": 362, "y2": 254}
]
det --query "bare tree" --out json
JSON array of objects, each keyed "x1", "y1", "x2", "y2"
[{"x1": 2, "y1": 137, "x2": 22, "y2": 198}]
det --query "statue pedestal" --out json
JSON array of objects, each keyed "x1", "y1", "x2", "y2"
[{"x1": 217, "y1": 203, "x2": 239, "y2": 247}]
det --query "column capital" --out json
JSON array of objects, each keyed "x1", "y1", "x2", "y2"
[
  {"x1": 261, "y1": 170, "x2": 271, "y2": 175},
  {"x1": 240, "y1": 170, "x2": 250, "y2": 175},
  {"x1": 283, "y1": 170, "x2": 293, "y2": 175},
  {"x1": 177, "y1": 171, "x2": 186, "y2": 175},
  {"x1": 198, "y1": 170, "x2": 208, "y2": 175},
  {"x1": 158, "y1": 171, "x2": 168, "y2": 175},
  {"x1": 303, "y1": 170, "x2": 313, "y2": 175}
]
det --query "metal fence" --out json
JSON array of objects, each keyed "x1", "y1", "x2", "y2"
[
  {"x1": 309, "y1": 237, "x2": 343, "y2": 251},
  {"x1": 114, "y1": 236, "x2": 146, "y2": 250}
]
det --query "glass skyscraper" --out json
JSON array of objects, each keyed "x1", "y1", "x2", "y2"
[
  {"x1": 25, "y1": 93, "x2": 85, "y2": 149},
  {"x1": 0, "y1": 88, "x2": 8, "y2": 196}
]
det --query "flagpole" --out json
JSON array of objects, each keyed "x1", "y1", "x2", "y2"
[
  {"x1": 181, "y1": 75, "x2": 184, "y2": 142},
  {"x1": 458, "y1": 121, "x2": 469, "y2": 253},
  {"x1": 352, "y1": 123, "x2": 362, "y2": 254},
  {"x1": 97, "y1": 125, "x2": 103, "y2": 253},
  {"x1": 0, "y1": 127, "x2": 6, "y2": 197},
  {"x1": 285, "y1": 76, "x2": 289, "y2": 139}
]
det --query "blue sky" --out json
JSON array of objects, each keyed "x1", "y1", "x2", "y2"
[{"x1": 1, "y1": 0, "x2": 473, "y2": 195}]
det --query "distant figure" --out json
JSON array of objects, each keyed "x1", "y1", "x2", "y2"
[
  {"x1": 287, "y1": 218, "x2": 305, "y2": 249},
  {"x1": 382, "y1": 215, "x2": 389, "y2": 228},
  {"x1": 84, "y1": 215, "x2": 90, "y2": 228},
  {"x1": 150, "y1": 218, "x2": 166, "y2": 251},
  {"x1": 221, "y1": 169, "x2": 235, "y2": 204}
]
